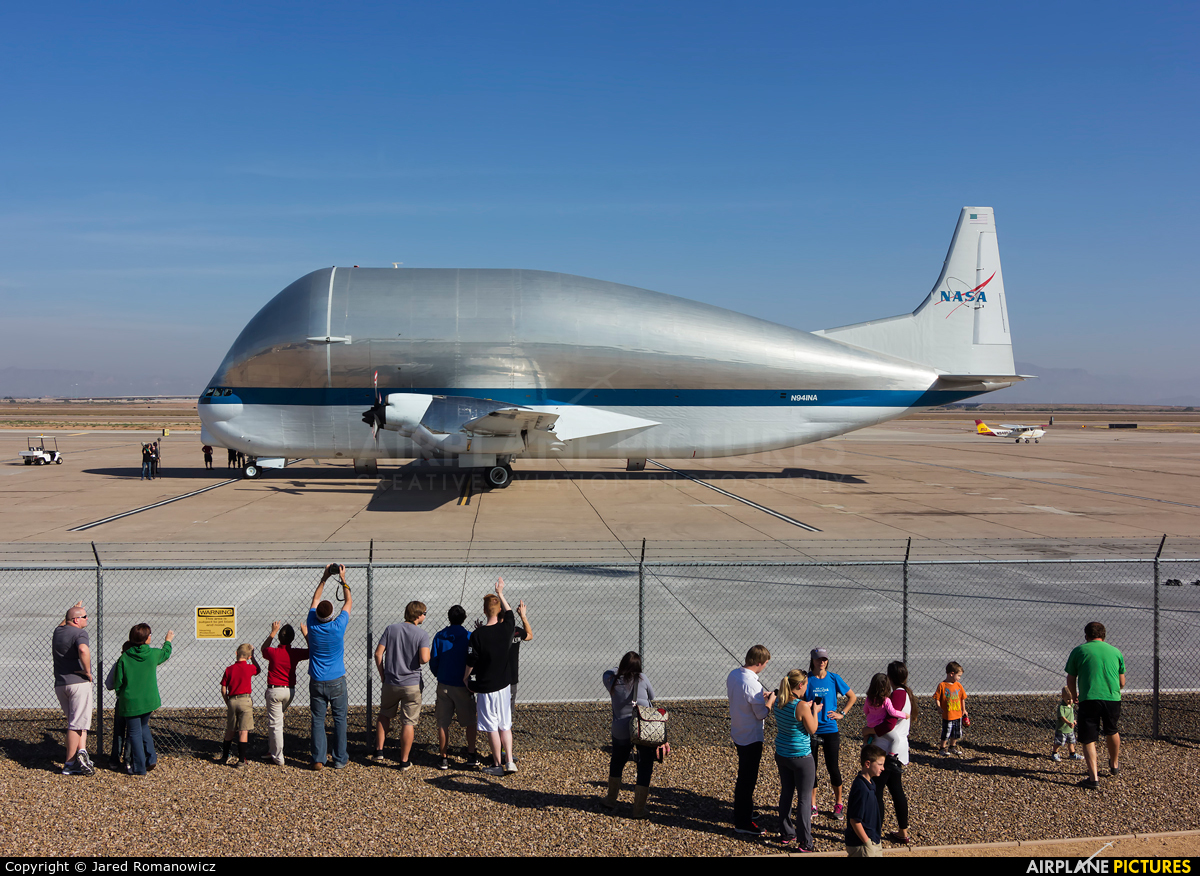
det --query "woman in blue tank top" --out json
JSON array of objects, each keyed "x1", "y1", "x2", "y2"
[{"x1": 773, "y1": 669, "x2": 819, "y2": 850}]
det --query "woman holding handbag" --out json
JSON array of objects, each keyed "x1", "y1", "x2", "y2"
[{"x1": 602, "y1": 651, "x2": 669, "y2": 818}]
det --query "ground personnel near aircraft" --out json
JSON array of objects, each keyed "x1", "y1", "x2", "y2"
[
  {"x1": 53, "y1": 601, "x2": 94, "y2": 776},
  {"x1": 372, "y1": 600, "x2": 430, "y2": 770},
  {"x1": 307, "y1": 563, "x2": 352, "y2": 770},
  {"x1": 464, "y1": 577, "x2": 517, "y2": 776},
  {"x1": 1066, "y1": 621, "x2": 1126, "y2": 790}
]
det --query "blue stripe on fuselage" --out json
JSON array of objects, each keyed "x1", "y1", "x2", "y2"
[{"x1": 200, "y1": 387, "x2": 981, "y2": 408}]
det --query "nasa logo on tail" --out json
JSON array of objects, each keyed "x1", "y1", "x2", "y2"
[{"x1": 934, "y1": 272, "x2": 996, "y2": 312}]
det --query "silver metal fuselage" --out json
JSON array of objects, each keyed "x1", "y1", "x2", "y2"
[{"x1": 198, "y1": 268, "x2": 977, "y2": 461}]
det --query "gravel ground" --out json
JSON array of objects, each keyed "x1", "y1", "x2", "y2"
[{"x1": 2, "y1": 695, "x2": 1198, "y2": 857}]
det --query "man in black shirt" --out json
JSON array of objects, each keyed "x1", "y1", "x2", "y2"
[{"x1": 464, "y1": 577, "x2": 516, "y2": 776}]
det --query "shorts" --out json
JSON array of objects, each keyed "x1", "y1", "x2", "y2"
[
  {"x1": 435, "y1": 683, "x2": 476, "y2": 729},
  {"x1": 56, "y1": 682, "x2": 94, "y2": 731},
  {"x1": 476, "y1": 687, "x2": 512, "y2": 733},
  {"x1": 941, "y1": 718, "x2": 962, "y2": 742},
  {"x1": 224, "y1": 694, "x2": 254, "y2": 733},
  {"x1": 380, "y1": 683, "x2": 422, "y2": 725},
  {"x1": 1054, "y1": 730, "x2": 1077, "y2": 747},
  {"x1": 1077, "y1": 700, "x2": 1120, "y2": 745}
]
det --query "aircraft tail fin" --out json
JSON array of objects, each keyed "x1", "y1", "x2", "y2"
[
  {"x1": 814, "y1": 207, "x2": 1016, "y2": 377},
  {"x1": 975, "y1": 419, "x2": 997, "y2": 435}
]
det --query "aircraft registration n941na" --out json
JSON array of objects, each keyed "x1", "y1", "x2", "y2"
[
  {"x1": 198, "y1": 207, "x2": 1030, "y2": 486},
  {"x1": 975, "y1": 420, "x2": 1048, "y2": 444}
]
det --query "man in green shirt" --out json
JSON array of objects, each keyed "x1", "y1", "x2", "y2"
[{"x1": 1065, "y1": 621, "x2": 1125, "y2": 790}]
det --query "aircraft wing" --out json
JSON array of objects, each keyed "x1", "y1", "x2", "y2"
[{"x1": 462, "y1": 408, "x2": 560, "y2": 435}]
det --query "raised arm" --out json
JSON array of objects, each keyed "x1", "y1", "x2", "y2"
[
  {"x1": 516, "y1": 600, "x2": 532, "y2": 642},
  {"x1": 263, "y1": 621, "x2": 280, "y2": 654},
  {"x1": 495, "y1": 576, "x2": 510, "y2": 613}
]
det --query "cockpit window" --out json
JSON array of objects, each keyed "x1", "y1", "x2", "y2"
[{"x1": 203, "y1": 387, "x2": 235, "y2": 398}]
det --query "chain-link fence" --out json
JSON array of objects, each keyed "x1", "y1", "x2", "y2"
[{"x1": 8, "y1": 549, "x2": 1199, "y2": 755}]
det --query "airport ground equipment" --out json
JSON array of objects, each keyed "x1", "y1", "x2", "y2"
[{"x1": 19, "y1": 436, "x2": 62, "y2": 465}]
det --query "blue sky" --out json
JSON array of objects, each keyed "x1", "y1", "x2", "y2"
[{"x1": 1, "y1": 2, "x2": 1196, "y2": 400}]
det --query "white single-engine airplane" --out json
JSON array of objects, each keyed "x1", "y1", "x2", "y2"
[
  {"x1": 199, "y1": 207, "x2": 1028, "y2": 485},
  {"x1": 975, "y1": 420, "x2": 1048, "y2": 443}
]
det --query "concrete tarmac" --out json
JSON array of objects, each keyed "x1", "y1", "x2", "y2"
[{"x1": 3, "y1": 420, "x2": 1200, "y2": 556}]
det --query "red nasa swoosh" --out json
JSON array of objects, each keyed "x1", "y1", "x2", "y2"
[{"x1": 940, "y1": 271, "x2": 996, "y2": 318}]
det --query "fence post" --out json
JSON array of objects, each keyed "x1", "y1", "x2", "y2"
[
  {"x1": 367, "y1": 539, "x2": 374, "y2": 734},
  {"x1": 1153, "y1": 534, "x2": 1164, "y2": 740},
  {"x1": 92, "y1": 541, "x2": 104, "y2": 759},
  {"x1": 638, "y1": 538, "x2": 646, "y2": 660},
  {"x1": 902, "y1": 537, "x2": 911, "y2": 666}
]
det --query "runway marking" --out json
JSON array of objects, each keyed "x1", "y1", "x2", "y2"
[
  {"x1": 842, "y1": 450, "x2": 1200, "y2": 510},
  {"x1": 457, "y1": 475, "x2": 473, "y2": 506},
  {"x1": 647, "y1": 460, "x2": 821, "y2": 532},
  {"x1": 67, "y1": 478, "x2": 242, "y2": 531}
]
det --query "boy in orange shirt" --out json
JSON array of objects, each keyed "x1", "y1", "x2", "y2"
[{"x1": 934, "y1": 661, "x2": 968, "y2": 755}]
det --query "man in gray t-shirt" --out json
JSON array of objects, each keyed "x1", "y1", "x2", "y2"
[
  {"x1": 52, "y1": 601, "x2": 94, "y2": 775},
  {"x1": 372, "y1": 601, "x2": 431, "y2": 768}
]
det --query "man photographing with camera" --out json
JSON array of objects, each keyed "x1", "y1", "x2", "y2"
[{"x1": 307, "y1": 563, "x2": 352, "y2": 770}]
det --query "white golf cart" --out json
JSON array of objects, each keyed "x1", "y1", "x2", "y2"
[{"x1": 20, "y1": 436, "x2": 63, "y2": 465}]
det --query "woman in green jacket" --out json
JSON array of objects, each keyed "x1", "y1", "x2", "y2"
[{"x1": 113, "y1": 624, "x2": 174, "y2": 775}]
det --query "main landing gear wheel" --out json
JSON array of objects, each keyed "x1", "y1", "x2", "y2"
[
  {"x1": 243, "y1": 463, "x2": 260, "y2": 479},
  {"x1": 485, "y1": 464, "x2": 513, "y2": 489}
]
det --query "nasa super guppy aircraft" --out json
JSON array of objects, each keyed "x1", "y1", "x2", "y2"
[{"x1": 199, "y1": 207, "x2": 1024, "y2": 487}]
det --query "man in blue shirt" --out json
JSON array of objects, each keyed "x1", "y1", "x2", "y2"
[
  {"x1": 429, "y1": 604, "x2": 478, "y2": 769},
  {"x1": 307, "y1": 563, "x2": 352, "y2": 770}
]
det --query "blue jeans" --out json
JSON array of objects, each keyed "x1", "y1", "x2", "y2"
[
  {"x1": 125, "y1": 713, "x2": 156, "y2": 775},
  {"x1": 141, "y1": 462, "x2": 151, "y2": 480},
  {"x1": 310, "y1": 676, "x2": 348, "y2": 767}
]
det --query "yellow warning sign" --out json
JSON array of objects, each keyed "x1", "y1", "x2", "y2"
[{"x1": 196, "y1": 606, "x2": 236, "y2": 639}]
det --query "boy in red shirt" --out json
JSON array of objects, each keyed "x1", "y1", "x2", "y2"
[
  {"x1": 219, "y1": 643, "x2": 261, "y2": 768},
  {"x1": 934, "y1": 661, "x2": 968, "y2": 755}
]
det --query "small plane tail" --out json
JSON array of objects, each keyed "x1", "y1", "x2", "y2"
[
  {"x1": 975, "y1": 419, "x2": 997, "y2": 435},
  {"x1": 814, "y1": 207, "x2": 1016, "y2": 378}
]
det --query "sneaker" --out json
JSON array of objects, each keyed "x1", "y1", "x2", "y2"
[
  {"x1": 833, "y1": 803, "x2": 844, "y2": 820},
  {"x1": 367, "y1": 752, "x2": 385, "y2": 763},
  {"x1": 734, "y1": 822, "x2": 766, "y2": 836},
  {"x1": 482, "y1": 765, "x2": 506, "y2": 776},
  {"x1": 77, "y1": 750, "x2": 93, "y2": 771},
  {"x1": 1109, "y1": 766, "x2": 1120, "y2": 776},
  {"x1": 1081, "y1": 777, "x2": 1099, "y2": 790},
  {"x1": 231, "y1": 760, "x2": 245, "y2": 770},
  {"x1": 465, "y1": 752, "x2": 480, "y2": 766},
  {"x1": 811, "y1": 804, "x2": 818, "y2": 817},
  {"x1": 438, "y1": 758, "x2": 450, "y2": 771},
  {"x1": 504, "y1": 760, "x2": 518, "y2": 774},
  {"x1": 332, "y1": 760, "x2": 348, "y2": 770},
  {"x1": 1070, "y1": 753, "x2": 1084, "y2": 760},
  {"x1": 398, "y1": 761, "x2": 413, "y2": 772},
  {"x1": 226, "y1": 755, "x2": 238, "y2": 766},
  {"x1": 1052, "y1": 753, "x2": 1062, "y2": 762},
  {"x1": 62, "y1": 761, "x2": 86, "y2": 776}
]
